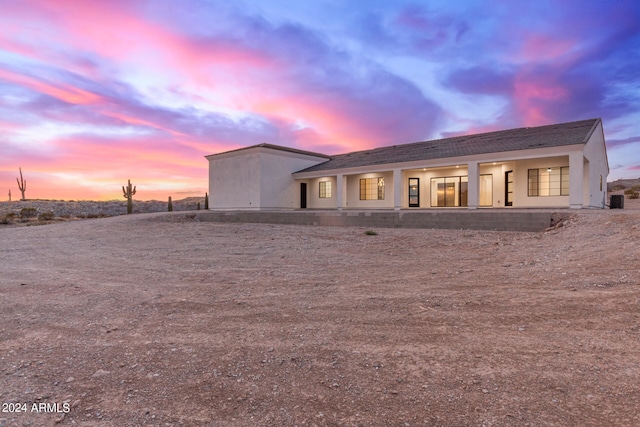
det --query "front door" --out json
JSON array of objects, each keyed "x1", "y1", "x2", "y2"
[
  {"x1": 300, "y1": 183, "x2": 307, "y2": 209},
  {"x1": 408, "y1": 178, "x2": 419, "y2": 207},
  {"x1": 505, "y1": 171, "x2": 513, "y2": 206}
]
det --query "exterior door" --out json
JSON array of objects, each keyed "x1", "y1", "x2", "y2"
[
  {"x1": 505, "y1": 171, "x2": 513, "y2": 206},
  {"x1": 300, "y1": 183, "x2": 307, "y2": 209},
  {"x1": 408, "y1": 178, "x2": 419, "y2": 207}
]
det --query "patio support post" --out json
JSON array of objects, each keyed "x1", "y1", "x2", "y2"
[
  {"x1": 336, "y1": 173, "x2": 344, "y2": 210},
  {"x1": 467, "y1": 161, "x2": 479, "y2": 209},
  {"x1": 569, "y1": 151, "x2": 584, "y2": 209},
  {"x1": 393, "y1": 169, "x2": 402, "y2": 210}
]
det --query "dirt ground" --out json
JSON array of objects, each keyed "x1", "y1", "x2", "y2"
[{"x1": 1, "y1": 202, "x2": 639, "y2": 426}]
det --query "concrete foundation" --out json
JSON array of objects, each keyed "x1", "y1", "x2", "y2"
[{"x1": 199, "y1": 209, "x2": 558, "y2": 232}]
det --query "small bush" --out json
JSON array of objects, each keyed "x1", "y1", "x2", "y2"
[
  {"x1": 75, "y1": 214, "x2": 87, "y2": 219},
  {"x1": 19, "y1": 207, "x2": 37, "y2": 218},
  {"x1": 613, "y1": 184, "x2": 626, "y2": 191},
  {"x1": 624, "y1": 186, "x2": 640, "y2": 199},
  {"x1": 38, "y1": 211, "x2": 55, "y2": 221},
  {"x1": 5, "y1": 212, "x2": 16, "y2": 219},
  {"x1": 0, "y1": 216, "x2": 9, "y2": 225},
  {"x1": 364, "y1": 230, "x2": 378, "y2": 236}
]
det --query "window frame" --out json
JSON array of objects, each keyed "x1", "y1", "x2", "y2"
[
  {"x1": 319, "y1": 181, "x2": 332, "y2": 198},
  {"x1": 528, "y1": 167, "x2": 569, "y2": 197},
  {"x1": 479, "y1": 174, "x2": 493, "y2": 207},
  {"x1": 430, "y1": 176, "x2": 468, "y2": 207},
  {"x1": 359, "y1": 177, "x2": 385, "y2": 200}
]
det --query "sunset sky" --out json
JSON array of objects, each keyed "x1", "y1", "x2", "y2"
[{"x1": 1, "y1": 0, "x2": 639, "y2": 201}]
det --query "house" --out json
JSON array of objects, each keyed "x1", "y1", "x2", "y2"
[{"x1": 206, "y1": 118, "x2": 609, "y2": 210}]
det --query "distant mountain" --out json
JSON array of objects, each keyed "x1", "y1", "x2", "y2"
[{"x1": 608, "y1": 178, "x2": 640, "y2": 192}]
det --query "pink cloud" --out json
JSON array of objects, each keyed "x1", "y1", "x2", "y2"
[
  {"x1": 519, "y1": 35, "x2": 578, "y2": 64},
  {"x1": 1, "y1": 0, "x2": 279, "y2": 94},
  {"x1": 101, "y1": 111, "x2": 187, "y2": 137},
  {"x1": 0, "y1": 69, "x2": 103, "y2": 105},
  {"x1": 0, "y1": 120, "x2": 22, "y2": 134},
  {"x1": 5, "y1": 134, "x2": 208, "y2": 200},
  {"x1": 512, "y1": 70, "x2": 569, "y2": 126}
]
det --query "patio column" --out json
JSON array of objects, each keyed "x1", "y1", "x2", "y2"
[
  {"x1": 569, "y1": 151, "x2": 584, "y2": 209},
  {"x1": 393, "y1": 169, "x2": 402, "y2": 210},
  {"x1": 336, "y1": 174, "x2": 344, "y2": 210},
  {"x1": 467, "y1": 161, "x2": 479, "y2": 209}
]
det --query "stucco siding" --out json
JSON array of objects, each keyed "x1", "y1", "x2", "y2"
[
  {"x1": 583, "y1": 122, "x2": 608, "y2": 208},
  {"x1": 306, "y1": 177, "x2": 337, "y2": 209},
  {"x1": 512, "y1": 156, "x2": 571, "y2": 208},
  {"x1": 208, "y1": 119, "x2": 609, "y2": 211},
  {"x1": 209, "y1": 152, "x2": 262, "y2": 209},
  {"x1": 346, "y1": 171, "x2": 394, "y2": 209},
  {"x1": 207, "y1": 147, "x2": 327, "y2": 209}
]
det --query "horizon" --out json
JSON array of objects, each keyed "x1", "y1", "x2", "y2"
[{"x1": 1, "y1": 0, "x2": 639, "y2": 201}]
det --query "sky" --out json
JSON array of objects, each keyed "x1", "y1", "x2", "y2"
[{"x1": 1, "y1": 0, "x2": 639, "y2": 201}]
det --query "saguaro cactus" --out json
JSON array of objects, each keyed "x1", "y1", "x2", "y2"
[
  {"x1": 122, "y1": 179, "x2": 137, "y2": 214},
  {"x1": 168, "y1": 196, "x2": 173, "y2": 212},
  {"x1": 16, "y1": 168, "x2": 26, "y2": 201},
  {"x1": 204, "y1": 192, "x2": 209, "y2": 210},
  {"x1": 8, "y1": 189, "x2": 11, "y2": 202}
]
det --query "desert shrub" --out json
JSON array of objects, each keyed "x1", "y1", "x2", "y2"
[
  {"x1": 59, "y1": 214, "x2": 71, "y2": 219},
  {"x1": 5, "y1": 212, "x2": 16, "y2": 219},
  {"x1": 38, "y1": 211, "x2": 55, "y2": 221},
  {"x1": 19, "y1": 207, "x2": 37, "y2": 218},
  {"x1": 75, "y1": 214, "x2": 87, "y2": 219},
  {"x1": 364, "y1": 230, "x2": 378, "y2": 235},
  {"x1": 86, "y1": 213, "x2": 111, "y2": 219},
  {"x1": 613, "y1": 184, "x2": 625, "y2": 191},
  {"x1": 624, "y1": 186, "x2": 639, "y2": 199},
  {"x1": 0, "y1": 216, "x2": 9, "y2": 225}
]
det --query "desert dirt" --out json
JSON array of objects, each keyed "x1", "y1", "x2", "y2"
[{"x1": 1, "y1": 199, "x2": 639, "y2": 426}]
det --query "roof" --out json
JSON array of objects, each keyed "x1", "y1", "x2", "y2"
[
  {"x1": 296, "y1": 118, "x2": 601, "y2": 174},
  {"x1": 205, "y1": 143, "x2": 330, "y2": 160}
]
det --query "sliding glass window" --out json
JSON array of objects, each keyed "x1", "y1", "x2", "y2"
[
  {"x1": 319, "y1": 181, "x2": 332, "y2": 198},
  {"x1": 528, "y1": 167, "x2": 569, "y2": 196},
  {"x1": 360, "y1": 177, "x2": 385, "y2": 200}
]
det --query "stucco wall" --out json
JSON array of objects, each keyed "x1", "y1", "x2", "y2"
[
  {"x1": 583, "y1": 122, "x2": 609, "y2": 208},
  {"x1": 345, "y1": 171, "x2": 394, "y2": 209},
  {"x1": 207, "y1": 147, "x2": 327, "y2": 210},
  {"x1": 511, "y1": 156, "x2": 571, "y2": 208},
  {"x1": 478, "y1": 163, "x2": 511, "y2": 208},
  {"x1": 401, "y1": 167, "x2": 469, "y2": 208},
  {"x1": 208, "y1": 152, "x2": 262, "y2": 209},
  {"x1": 305, "y1": 177, "x2": 337, "y2": 209},
  {"x1": 257, "y1": 150, "x2": 327, "y2": 209}
]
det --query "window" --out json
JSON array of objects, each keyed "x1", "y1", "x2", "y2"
[
  {"x1": 319, "y1": 181, "x2": 332, "y2": 198},
  {"x1": 528, "y1": 167, "x2": 569, "y2": 196},
  {"x1": 360, "y1": 177, "x2": 385, "y2": 200},
  {"x1": 408, "y1": 178, "x2": 419, "y2": 207},
  {"x1": 430, "y1": 176, "x2": 468, "y2": 207},
  {"x1": 480, "y1": 174, "x2": 493, "y2": 206}
]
